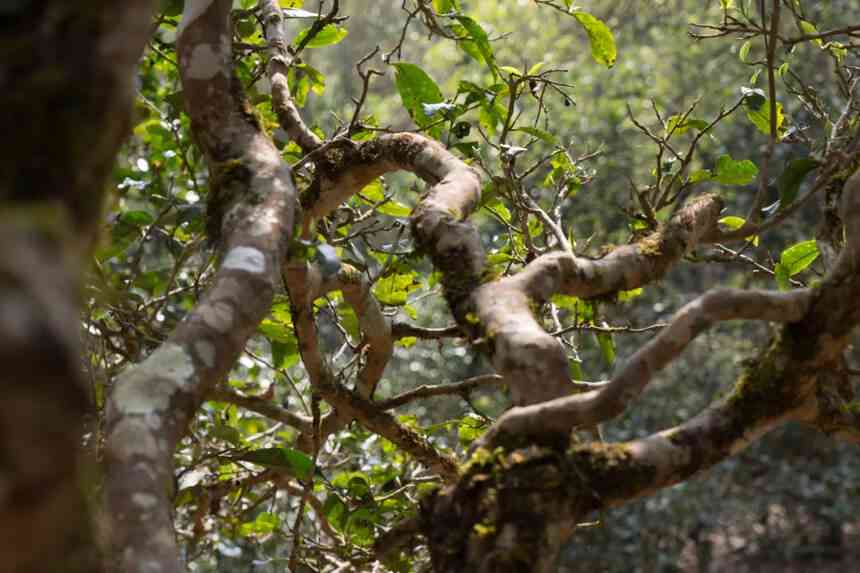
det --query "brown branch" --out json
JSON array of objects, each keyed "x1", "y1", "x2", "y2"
[
  {"x1": 284, "y1": 262, "x2": 459, "y2": 481},
  {"x1": 476, "y1": 287, "x2": 811, "y2": 446},
  {"x1": 390, "y1": 322, "x2": 462, "y2": 340},
  {"x1": 782, "y1": 24, "x2": 860, "y2": 46},
  {"x1": 0, "y1": 2, "x2": 155, "y2": 571},
  {"x1": 209, "y1": 387, "x2": 312, "y2": 431},
  {"x1": 259, "y1": 0, "x2": 323, "y2": 153},
  {"x1": 319, "y1": 264, "x2": 393, "y2": 400},
  {"x1": 377, "y1": 374, "x2": 504, "y2": 410},
  {"x1": 103, "y1": 2, "x2": 297, "y2": 572},
  {"x1": 300, "y1": 136, "x2": 725, "y2": 410},
  {"x1": 472, "y1": 193, "x2": 723, "y2": 405}
]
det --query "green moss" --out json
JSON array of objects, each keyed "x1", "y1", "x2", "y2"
[
  {"x1": 844, "y1": 401, "x2": 860, "y2": 415},
  {"x1": 473, "y1": 522, "x2": 496, "y2": 537},
  {"x1": 461, "y1": 446, "x2": 503, "y2": 474},
  {"x1": 637, "y1": 233, "x2": 663, "y2": 256},
  {"x1": 725, "y1": 333, "x2": 795, "y2": 422},
  {"x1": 338, "y1": 264, "x2": 363, "y2": 284},
  {"x1": 568, "y1": 442, "x2": 657, "y2": 502}
]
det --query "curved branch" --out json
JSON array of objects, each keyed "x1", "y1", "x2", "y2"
[
  {"x1": 476, "y1": 194, "x2": 723, "y2": 405},
  {"x1": 259, "y1": 0, "x2": 322, "y2": 153},
  {"x1": 319, "y1": 265, "x2": 393, "y2": 400},
  {"x1": 302, "y1": 135, "x2": 726, "y2": 408},
  {"x1": 478, "y1": 287, "x2": 811, "y2": 446},
  {"x1": 284, "y1": 262, "x2": 458, "y2": 481},
  {"x1": 423, "y1": 167, "x2": 860, "y2": 572},
  {"x1": 391, "y1": 321, "x2": 462, "y2": 340},
  {"x1": 103, "y1": 2, "x2": 296, "y2": 572}
]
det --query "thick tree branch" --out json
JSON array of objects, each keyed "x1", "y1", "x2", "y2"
[
  {"x1": 476, "y1": 194, "x2": 723, "y2": 405},
  {"x1": 302, "y1": 136, "x2": 726, "y2": 409},
  {"x1": 476, "y1": 287, "x2": 811, "y2": 446},
  {"x1": 0, "y1": 2, "x2": 154, "y2": 572},
  {"x1": 258, "y1": 0, "x2": 323, "y2": 153},
  {"x1": 421, "y1": 166, "x2": 860, "y2": 573},
  {"x1": 103, "y1": 2, "x2": 296, "y2": 572}
]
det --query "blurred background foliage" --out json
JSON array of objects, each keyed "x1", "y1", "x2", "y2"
[{"x1": 89, "y1": 0, "x2": 860, "y2": 571}]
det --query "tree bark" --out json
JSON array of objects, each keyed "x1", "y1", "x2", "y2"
[{"x1": 0, "y1": 2, "x2": 154, "y2": 572}]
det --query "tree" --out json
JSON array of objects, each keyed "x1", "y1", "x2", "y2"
[
  {"x1": 2, "y1": 0, "x2": 859, "y2": 572},
  {"x1": 0, "y1": 2, "x2": 154, "y2": 572}
]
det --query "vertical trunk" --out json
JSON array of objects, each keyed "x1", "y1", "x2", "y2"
[{"x1": 0, "y1": 2, "x2": 154, "y2": 571}]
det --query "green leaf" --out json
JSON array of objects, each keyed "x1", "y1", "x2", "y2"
[
  {"x1": 527, "y1": 62, "x2": 545, "y2": 75},
  {"x1": 718, "y1": 215, "x2": 758, "y2": 245},
  {"x1": 457, "y1": 414, "x2": 486, "y2": 447},
  {"x1": 453, "y1": 16, "x2": 497, "y2": 73},
  {"x1": 572, "y1": 12, "x2": 617, "y2": 68},
  {"x1": 618, "y1": 288, "x2": 642, "y2": 302},
  {"x1": 234, "y1": 447, "x2": 314, "y2": 480},
  {"x1": 270, "y1": 339, "x2": 299, "y2": 369},
  {"x1": 689, "y1": 169, "x2": 714, "y2": 183},
  {"x1": 392, "y1": 63, "x2": 444, "y2": 128},
  {"x1": 239, "y1": 512, "x2": 280, "y2": 537},
  {"x1": 259, "y1": 320, "x2": 293, "y2": 343},
  {"x1": 738, "y1": 39, "x2": 752, "y2": 63},
  {"x1": 120, "y1": 210, "x2": 155, "y2": 226},
  {"x1": 799, "y1": 19, "x2": 823, "y2": 46},
  {"x1": 779, "y1": 240, "x2": 819, "y2": 276},
  {"x1": 515, "y1": 126, "x2": 557, "y2": 144},
  {"x1": 322, "y1": 494, "x2": 348, "y2": 530},
  {"x1": 498, "y1": 65, "x2": 522, "y2": 77},
  {"x1": 595, "y1": 332, "x2": 616, "y2": 367},
  {"x1": 718, "y1": 215, "x2": 745, "y2": 230},
  {"x1": 294, "y1": 23, "x2": 348, "y2": 48},
  {"x1": 345, "y1": 507, "x2": 376, "y2": 546},
  {"x1": 432, "y1": 0, "x2": 460, "y2": 13},
  {"x1": 744, "y1": 95, "x2": 785, "y2": 137},
  {"x1": 777, "y1": 158, "x2": 818, "y2": 206},
  {"x1": 377, "y1": 200, "x2": 413, "y2": 218},
  {"x1": 713, "y1": 154, "x2": 758, "y2": 185},
  {"x1": 666, "y1": 115, "x2": 709, "y2": 136},
  {"x1": 236, "y1": 16, "x2": 257, "y2": 39},
  {"x1": 160, "y1": 0, "x2": 182, "y2": 17},
  {"x1": 373, "y1": 271, "x2": 421, "y2": 306},
  {"x1": 212, "y1": 422, "x2": 242, "y2": 446}
]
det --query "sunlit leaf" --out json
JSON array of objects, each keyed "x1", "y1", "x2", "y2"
[
  {"x1": 515, "y1": 126, "x2": 557, "y2": 144},
  {"x1": 393, "y1": 63, "x2": 444, "y2": 128},
  {"x1": 779, "y1": 240, "x2": 818, "y2": 276},
  {"x1": 234, "y1": 447, "x2": 314, "y2": 480},
  {"x1": 572, "y1": 12, "x2": 617, "y2": 68},
  {"x1": 713, "y1": 154, "x2": 758, "y2": 185},
  {"x1": 294, "y1": 23, "x2": 348, "y2": 48}
]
